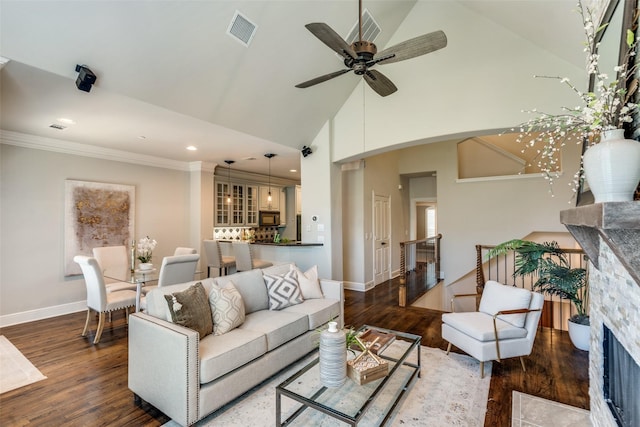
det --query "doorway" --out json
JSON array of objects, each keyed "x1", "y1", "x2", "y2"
[{"x1": 373, "y1": 193, "x2": 391, "y2": 286}]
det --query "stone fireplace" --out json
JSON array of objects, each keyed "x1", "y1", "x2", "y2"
[{"x1": 561, "y1": 202, "x2": 640, "y2": 427}]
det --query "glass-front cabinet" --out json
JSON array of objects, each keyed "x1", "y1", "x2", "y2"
[
  {"x1": 246, "y1": 185, "x2": 258, "y2": 225},
  {"x1": 215, "y1": 182, "x2": 230, "y2": 225},
  {"x1": 231, "y1": 184, "x2": 245, "y2": 225}
]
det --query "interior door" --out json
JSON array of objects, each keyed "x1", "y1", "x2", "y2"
[{"x1": 373, "y1": 193, "x2": 391, "y2": 286}]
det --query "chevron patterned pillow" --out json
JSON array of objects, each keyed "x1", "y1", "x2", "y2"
[
  {"x1": 263, "y1": 269, "x2": 304, "y2": 310},
  {"x1": 209, "y1": 281, "x2": 245, "y2": 335}
]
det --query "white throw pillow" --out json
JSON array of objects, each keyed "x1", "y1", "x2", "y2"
[
  {"x1": 478, "y1": 280, "x2": 532, "y2": 328},
  {"x1": 209, "y1": 281, "x2": 245, "y2": 335},
  {"x1": 293, "y1": 265, "x2": 324, "y2": 299},
  {"x1": 263, "y1": 270, "x2": 304, "y2": 310}
]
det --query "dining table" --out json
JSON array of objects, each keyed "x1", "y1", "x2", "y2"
[{"x1": 104, "y1": 268, "x2": 159, "y2": 312}]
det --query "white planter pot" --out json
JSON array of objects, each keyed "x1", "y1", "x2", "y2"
[
  {"x1": 583, "y1": 129, "x2": 640, "y2": 203},
  {"x1": 138, "y1": 262, "x2": 153, "y2": 271},
  {"x1": 568, "y1": 320, "x2": 590, "y2": 351}
]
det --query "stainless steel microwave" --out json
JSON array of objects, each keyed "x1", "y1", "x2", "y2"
[{"x1": 259, "y1": 211, "x2": 280, "y2": 226}]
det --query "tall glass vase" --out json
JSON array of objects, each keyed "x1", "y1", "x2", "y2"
[
  {"x1": 319, "y1": 321, "x2": 347, "y2": 388},
  {"x1": 583, "y1": 129, "x2": 640, "y2": 203}
]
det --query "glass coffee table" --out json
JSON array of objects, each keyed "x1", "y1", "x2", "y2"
[{"x1": 276, "y1": 325, "x2": 421, "y2": 426}]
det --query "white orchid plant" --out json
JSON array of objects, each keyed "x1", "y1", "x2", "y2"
[
  {"x1": 513, "y1": 0, "x2": 638, "y2": 193},
  {"x1": 136, "y1": 236, "x2": 158, "y2": 263}
]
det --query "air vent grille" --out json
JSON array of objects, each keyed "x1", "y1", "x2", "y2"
[
  {"x1": 346, "y1": 9, "x2": 381, "y2": 44},
  {"x1": 227, "y1": 11, "x2": 257, "y2": 46},
  {"x1": 49, "y1": 124, "x2": 66, "y2": 130}
]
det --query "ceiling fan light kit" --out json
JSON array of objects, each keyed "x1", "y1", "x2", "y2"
[{"x1": 296, "y1": 0, "x2": 447, "y2": 97}]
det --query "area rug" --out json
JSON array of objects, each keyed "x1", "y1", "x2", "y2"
[
  {"x1": 164, "y1": 341, "x2": 491, "y2": 426},
  {"x1": 512, "y1": 391, "x2": 590, "y2": 427},
  {"x1": 0, "y1": 335, "x2": 47, "y2": 394}
]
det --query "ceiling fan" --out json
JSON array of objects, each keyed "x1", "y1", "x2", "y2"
[{"x1": 295, "y1": 0, "x2": 447, "y2": 97}]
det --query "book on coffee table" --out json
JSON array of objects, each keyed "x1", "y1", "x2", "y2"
[{"x1": 356, "y1": 328, "x2": 396, "y2": 355}]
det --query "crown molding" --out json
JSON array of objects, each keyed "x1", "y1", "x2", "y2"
[{"x1": 0, "y1": 130, "x2": 191, "y2": 171}]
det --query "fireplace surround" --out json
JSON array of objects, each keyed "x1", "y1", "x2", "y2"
[{"x1": 561, "y1": 202, "x2": 640, "y2": 427}]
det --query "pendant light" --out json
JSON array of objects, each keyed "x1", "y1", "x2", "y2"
[
  {"x1": 264, "y1": 153, "x2": 276, "y2": 204},
  {"x1": 224, "y1": 160, "x2": 234, "y2": 204}
]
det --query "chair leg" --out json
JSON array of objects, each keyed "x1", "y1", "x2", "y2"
[
  {"x1": 82, "y1": 309, "x2": 91, "y2": 337},
  {"x1": 446, "y1": 342, "x2": 452, "y2": 355},
  {"x1": 480, "y1": 361, "x2": 485, "y2": 379},
  {"x1": 207, "y1": 266, "x2": 211, "y2": 278},
  {"x1": 94, "y1": 312, "x2": 106, "y2": 344},
  {"x1": 520, "y1": 357, "x2": 526, "y2": 373},
  {"x1": 125, "y1": 307, "x2": 129, "y2": 324}
]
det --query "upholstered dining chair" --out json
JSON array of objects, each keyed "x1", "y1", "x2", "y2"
[
  {"x1": 92, "y1": 245, "x2": 137, "y2": 292},
  {"x1": 232, "y1": 241, "x2": 273, "y2": 271},
  {"x1": 441, "y1": 280, "x2": 544, "y2": 378},
  {"x1": 174, "y1": 247, "x2": 197, "y2": 255},
  {"x1": 203, "y1": 239, "x2": 236, "y2": 277},
  {"x1": 157, "y1": 254, "x2": 200, "y2": 287},
  {"x1": 73, "y1": 255, "x2": 137, "y2": 344}
]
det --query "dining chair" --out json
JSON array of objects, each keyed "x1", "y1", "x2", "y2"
[
  {"x1": 92, "y1": 245, "x2": 137, "y2": 292},
  {"x1": 232, "y1": 241, "x2": 272, "y2": 271},
  {"x1": 157, "y1": 254, "x2": 200, "y2": 287},
  {"x1": 73, "y1": 255, "x2": 137, "y2": 344},
  {"x1": 174, "y1": 247, "x2": 197, "y2": 255},
  {"x1": 203, "y1": 239, "x2": 236, "y2": 277}
]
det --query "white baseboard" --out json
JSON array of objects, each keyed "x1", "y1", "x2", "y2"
[{"x1": 0, "y1": 301, "x2": 86, "y2": 328}]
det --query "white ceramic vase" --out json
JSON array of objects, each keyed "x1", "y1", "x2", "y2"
[
  {"x1": 582, "y1": 129, "x2": 640, "y2": 203},
  {"x1": 138, "y1": 262, "x2": 153, "y2": 271},
  {"x1": 319, "y1": 321, "x2": 346, "y2": 388},
  {"x1": 568, "y1": 320, "x2": 590, "y2": 352}
]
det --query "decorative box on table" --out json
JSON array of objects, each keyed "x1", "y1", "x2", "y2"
[{"x1": 347, "y1": 353, "x2": 388, "y2": 385}]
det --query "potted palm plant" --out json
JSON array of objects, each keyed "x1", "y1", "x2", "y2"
[{"x1": 486, "y1": 239, "x2": 589, "y2": 351}]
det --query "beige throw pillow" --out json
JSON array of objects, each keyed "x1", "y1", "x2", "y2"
[
  {"x1": 209, "y1": 281, "x2": 245, "y2": 335},
  {"x1": 164, "y1": 282, "x2": 213, "y2": 339},
  {"x1": 293, "y1": 265, "x2": 324, "y2": 299}
]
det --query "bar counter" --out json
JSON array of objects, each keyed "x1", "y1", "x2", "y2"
[{"x1": 218, "y1": 240, "x2": 324, "y2": 271}]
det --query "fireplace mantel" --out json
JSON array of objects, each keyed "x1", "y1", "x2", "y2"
[{"x1": 560, "y1": 202, "x2": 640, "y2": 286}]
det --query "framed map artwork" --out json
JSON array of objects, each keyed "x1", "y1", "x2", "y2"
[{"x1": 64, "y1": 180, "x2": 135, "y2": 276}]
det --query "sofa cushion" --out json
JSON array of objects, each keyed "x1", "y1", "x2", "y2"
[
  {"x1": 282, "y1": 298, "x2": 340, "y2": 330},
  {"x1": 442, "y1": 311, "x2": 528, "y2": 341},
  {"x1": 146, "y1": 279, "x2": 214, "y2": 321},
  {"x1": 261, "y1": 263, "x2": 293, "y2": 276},
  {"x1": 239, "y1": 310, "x2": 308, "y2": 351},
  {"x1": 293, "y1": 265, "x2": 324, "y2": 299},
  {"x1": 264, "y1": 270, "x2": 304, "y2": 310},
  {"x1": 213, "y1": 269, "x2": 268, "y2": 314},
  {"x1": 478, "y1": 280, "x2": 532, "y2": 328},
  {"x1": 209, "y1": 281, "x2": 245, "y2": 335},
  {"x1": 199, "y1": 328, "x2": 267, "y2": 384},
  {"x1": 164, "y1": 282, "x2": 213, "y2": 339}
]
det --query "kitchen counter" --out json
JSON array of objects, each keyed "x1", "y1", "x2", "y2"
[
  {"x1": 217, "y1": 240, "x2": 324, "y2": 271},
  {"x1": 218, "y1": 240, "x2": 322, "y2": 247}
]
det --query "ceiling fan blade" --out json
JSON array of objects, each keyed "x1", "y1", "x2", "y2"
[
  {"x1": 375, "y1": 30, "x2": 447, "y2": 65},
  {"x1": 295, "y1": 69, "x2": 351, "y2": 88},
  {"x1": 363, "y1": 69, "x2": 397, "y2": 97},
  {"x1": 305, "y1": 23, "x2": 357, "y2": 59}
]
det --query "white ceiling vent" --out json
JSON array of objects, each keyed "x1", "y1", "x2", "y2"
[
  {"x1": 346, "y1": 9, "x2": 381, "y2": 45},
  {"x1": 227, "y1": 11, "x2": 257, "y2": 47}
]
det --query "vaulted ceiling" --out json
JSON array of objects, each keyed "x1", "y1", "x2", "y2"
[{"x1": 0, "y1": 0, "x2": 584, "y2": 179}]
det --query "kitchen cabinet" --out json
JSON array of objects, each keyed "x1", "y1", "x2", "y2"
[
  {"x1": 215, "y1": 182, "x2": 230, "y2": 225},
  {"x1": 246, "y1": 185, "x2": 258, "y2": 225},
  {"x1": 259, "y1": 185, "x2": 280, "y2": 211}
]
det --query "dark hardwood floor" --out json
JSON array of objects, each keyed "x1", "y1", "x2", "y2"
[{"x1": 0, "y1": 277, "x2": 589, "y2": 426}]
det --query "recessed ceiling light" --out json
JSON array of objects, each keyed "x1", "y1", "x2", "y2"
[
  {"x1": 289, "y1": 169, "x2": 297, "y2": 173},
  {"x1": 57, "y1": 117, "x2": 76, "y2": 125},
  {"x1": 186, "y1": 145, "x2": 197, "y2": 151},
  {"x1": 138, "y1": 135, "x2": 147, "y2": 140},
  {"x1": 243, "y1": 157, "x2": 256, "y2": 161}
]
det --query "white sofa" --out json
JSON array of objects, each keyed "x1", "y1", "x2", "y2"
[{"x1": 128, "y1": 263, "x2": 343, "y2": 426}]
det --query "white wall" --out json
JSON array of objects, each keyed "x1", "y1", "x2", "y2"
[{"x1": 0, "y1": 143, "x2": 192, "y2": 325}]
